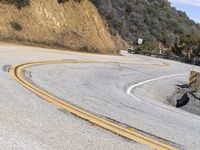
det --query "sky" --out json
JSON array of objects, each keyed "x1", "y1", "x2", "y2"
[{"x1": 169, "y1": 0, "x2": 200, "y2": 23}]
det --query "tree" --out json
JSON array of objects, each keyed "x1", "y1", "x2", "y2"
[
  {"x1": 160, "y1": 32, "x2": 175, "y2": 48},
  {"x1": 178, "y1": 33, "x2": 200, "y2": 58},
  {"x1": 91, "y1": 0, "x2": 200, "y2": 55},
  {"x1": 137, "y1": 41, "x2": 159, "y2": 52},
  {"x1": 193, "y1": 42, "x2": 200, "y2": 57},
  {"x1": 0, "y1": 0, "x2": 30, "y2": 9}
]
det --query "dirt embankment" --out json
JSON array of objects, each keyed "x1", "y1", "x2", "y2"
[{"x1": 0, "y1": 0, "x2": 116, "y2": 54}]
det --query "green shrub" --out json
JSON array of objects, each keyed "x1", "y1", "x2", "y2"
[
  {"x1": 91, "y1": 0, "x2": 200, "y2": 53},
  {"x1": 10, "y1": 21, "x2": 22, "y2": 31},
  {"x1": 1, "y1": 0, "x2": 30, "y2": 9},
  {"x1": 80, "y1": 45, "x2": 100, "y2": 53},
  {"x1": 137, "y1": 41, "x2": 159, "y2": 52},
  {"x1": 57, "y1": 0, "x2": 82, "y2": 4}
]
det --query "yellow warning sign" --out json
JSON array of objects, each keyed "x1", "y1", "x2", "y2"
[{"x1": 189, "y1": 71, "x2": 199, "y2": 91}]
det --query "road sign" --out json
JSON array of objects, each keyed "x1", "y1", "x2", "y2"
[{"x1": 137, "y1": 38, "x2": 143, "y2": 45}]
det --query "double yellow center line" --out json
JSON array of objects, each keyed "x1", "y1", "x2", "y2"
[{"x1": 10, "y1": 59, "x2": 177, "y2": 150}]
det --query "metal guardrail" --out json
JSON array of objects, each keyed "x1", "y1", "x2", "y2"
[{"x1": 128, "y1": 49, "x2": 200, "y2": 66}]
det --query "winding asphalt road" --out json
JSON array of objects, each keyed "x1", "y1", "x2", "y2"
[{"x1": 1, "y1": 43, "x2": 200, "y2": 149}]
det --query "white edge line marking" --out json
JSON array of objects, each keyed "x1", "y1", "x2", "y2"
[
  {"x1": 127, "y1": 74, "x2": 187, "y2": 96},
  {"x1": 125, "y1": 74, "x2": 200, "y2": 120}
]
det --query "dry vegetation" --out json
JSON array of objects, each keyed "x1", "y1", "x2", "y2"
[{"x1": 0, "y1": 0, "x2": 116, "y2": 54}]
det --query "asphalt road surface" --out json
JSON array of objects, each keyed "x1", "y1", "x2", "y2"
[{"x1": 1, "y1": 43, "x2": 200, "y2": 150}]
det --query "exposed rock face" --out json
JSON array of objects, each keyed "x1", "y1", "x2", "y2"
[{"x1": 0, "y1": 0, "x2": 116, "y2": 53}]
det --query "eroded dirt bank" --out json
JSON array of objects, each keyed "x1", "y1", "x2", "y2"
[{"x1": 0, "y1": 0, "x2": 116, "y2": 53}]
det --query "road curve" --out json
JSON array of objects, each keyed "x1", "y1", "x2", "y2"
[
  {"x1": 10, "y1": 60, "x2": 177, "y2": 150},
  {"x1": 1, "y1": 44, "x2": 200, "y2": 149}
]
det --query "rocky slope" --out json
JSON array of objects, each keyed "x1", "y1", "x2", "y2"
[{"x1": 0, "y1": 0, "x2": 116, "y2": 53}]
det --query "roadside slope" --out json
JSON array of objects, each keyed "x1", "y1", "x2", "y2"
[{"x1": 0, "y1": 0, "x2": 115, "y2": 53}]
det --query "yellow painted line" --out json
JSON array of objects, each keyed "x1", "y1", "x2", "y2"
[{"x1": 10, "y1": 60, "x2": 176, "y2": 150}]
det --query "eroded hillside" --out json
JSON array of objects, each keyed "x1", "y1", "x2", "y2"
[{"x1": 0, "y1": 0, "x2": 116, "y2": 53}]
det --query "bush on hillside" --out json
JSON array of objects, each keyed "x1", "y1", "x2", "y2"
[
  {"x1": 136, "y1": 41, "x2": 159, "y2": 53},
  {"x1": 80, "y1": 45, "x2": 100, "y2": 53},
  {"x1": 10, "y1": 21, "x2": 22, "y2": 31},
  {"x1": 0, "y1": 0, "x2": 30, "y2": 9},
  {"x1": 91, "y1": 0, "x2": 200, "y2": 53},
  {"x1": 57, "y1": 0, "x2": 83, "y2": 4}
]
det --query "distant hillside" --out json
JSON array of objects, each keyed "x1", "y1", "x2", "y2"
[
  {"x1": 0, "y1": 0, "x2": 116, "y2": 54},
  {"x1": 92, "y1": 0, "x2": 200, "y2": 49}
]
